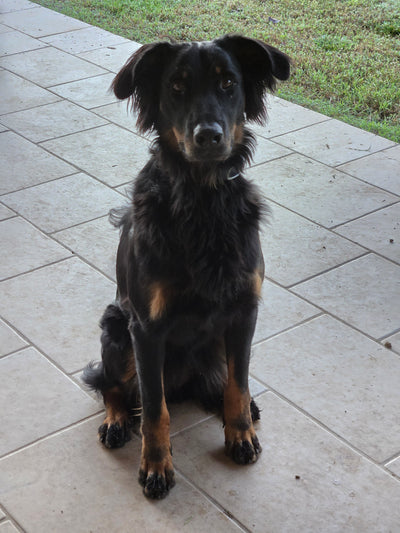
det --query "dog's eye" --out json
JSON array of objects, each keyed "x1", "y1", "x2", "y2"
[
  {"x1": 172, "y1": 80, "x2": 186, "y2": 94},
  {"x1": 221, "y1": 77, "x2": 234, "y2": 90}
]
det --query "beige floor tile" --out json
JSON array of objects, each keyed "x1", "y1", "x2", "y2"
[
  {"x1": 0, "y1": 29, "x2": 46, "y2": 55},
  {"x1": 0, "y1": 217, "x2": 71, "y2": 280},
  {"x1": 78, "y1": 40, "x2": 141, "y2": 72},
  {"x1": 0, "y1": 0, "x2": 37, "y2": 13},
  {"x1": 0, "y1": 100, "x2": 107, "y2": 142},
  {"x1": 0, "y1": 47, "x2": 106, "y2": 87},
  {"x1": 0, "y1": 204, "x2": 14, "y2": 220},
  {"x1": 0, "y1": 258, "x2": 116, "y2": 372},
  {"x1": 251, "y1": 316, "x2": 400, "y2": 461},
  {"x1": 172, "y1": 392, "x2": 400, "y2": 532},
  {"x1": 248, "y1": 153, "x2": 398, "y2": 227},
  {"x1": 0, "y1": 347, "x2": 99, "y2": 456},
  {"x1": 250, "y1": 96, "x2": 329, "y2": 138},
  {"x1": 259, "y1": 204, "x2": 365, "y2": 286},
  {"x1": 0, "y1": 70, "x2": 60, "y2": 114},
  {"x1": 41, "y1": 125, "x2": 151, "y2": 186},
  {"x1": 0, "y1": 131, "x2": 74, "y2": 194},
  {"x1": 41, "y1": 26, "x2": 128, "y2": 54},
  {"x1": 275, "y1": 120, "x2": 395, "y2": 166},
  {"x1": 0, "y1": 319, "x2": 27, "y2": 356},
  {"x1": 335, "y1": 203, "x2": 400, "y2": 263},
  {"x1": 248, "y1": 376, "x2": 268, "y2": 397},
  {"x1": 0, "y1": 416, "x2": 241, "y2": 533},
  {"x1": 253, "y1": 280, "x2": 319, "y2": 344},
  {"x1": 251, "y1": 135, "x2": 292, "y2": 165},
  {"x1": 53, "y1": 216, "x2": 119, "y2": 280},
  {"x1": 94, "y1": 101, "x2": 144, "y2": 134},
  {"x1": 2, "y1": 173, "x2": 124, "y2": 232},
  {"x1": 49, "y1": 73, "x2": 117, "y2": 109},
  {"x1": 0, "y1": 5, "x2": 88, "y2": 37},
  {"x1": 338, "y1": 145, "x2": 400, "y2": 196},
  {"x1": 292, "y1": 254, "x2": 400, "y2": 338}
]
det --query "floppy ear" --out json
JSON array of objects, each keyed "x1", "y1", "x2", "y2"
[
  {"x1": 216, "y1": 35, "x2": 291, "y2": 124},
  {"x1": 111, "y1": 42, "x2": 178, "y2": 133}
]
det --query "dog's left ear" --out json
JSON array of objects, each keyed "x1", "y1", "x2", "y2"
[{"x1": 216, "y1": 35, "x2": 291, "y2": 124}]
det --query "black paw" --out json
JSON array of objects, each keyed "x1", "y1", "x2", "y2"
[
  {"x1": 225, "y1": 433, "x2": 262, "y2": 465},
  {"x1": 139, "y1": 468, "x2": 175, "y2": 499},
  {"x1": 98, "y1": 421, "x2": 131, "y2": 449}
]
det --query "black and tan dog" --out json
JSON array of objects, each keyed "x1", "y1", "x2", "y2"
[{"x1": 84, "y1": 35, "x2": 290, "y2": 499}]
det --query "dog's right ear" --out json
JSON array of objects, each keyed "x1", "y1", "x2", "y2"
[{"x1": 112, "y1": 42, "x2": 176, "y2": 133}]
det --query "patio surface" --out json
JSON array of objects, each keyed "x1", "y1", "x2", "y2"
[{"x1": 1, "y1": 1, "x2": 400, "y2": 532}]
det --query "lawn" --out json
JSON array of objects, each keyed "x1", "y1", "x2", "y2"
[{"x1": 35, "y1": 0, "x2": 400, "y2": 142}]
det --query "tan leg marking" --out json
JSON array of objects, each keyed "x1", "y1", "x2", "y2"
[{"x1": 148, "y1": 282, "x2": 173, "y2": 321}]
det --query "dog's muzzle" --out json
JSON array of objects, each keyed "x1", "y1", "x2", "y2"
[{"x1": 187, "y1": 122, "x2": 231, "y2": 161}]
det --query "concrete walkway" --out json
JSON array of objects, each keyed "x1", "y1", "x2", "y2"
[{"x1": 1, "y1": 2, "x2": 400, "y2": 532}]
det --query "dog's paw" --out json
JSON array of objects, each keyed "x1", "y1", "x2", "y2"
[
  {"x1": 139, "y1": 456, "x2": 175, "y2": 499},
  {"x1": 98, "y1": 420, "x2": 131, "y2": 449},
  {"x1": 225, "y1": 428, "x2": 262, "y2": 465}
]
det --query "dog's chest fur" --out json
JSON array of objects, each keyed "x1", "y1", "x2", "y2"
[{"x1": 132, "y1": 157, "x2": 263, "y2": 303}]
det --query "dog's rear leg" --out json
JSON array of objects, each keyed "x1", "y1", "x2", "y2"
[
  {"x1": 83, "y1": 303, "x2": 138, "y2": 448},
  {"x1": 98, "y1": 386, "x2": 131, "y2": 448}
]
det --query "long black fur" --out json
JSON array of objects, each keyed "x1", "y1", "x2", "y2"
[{"x1": 83, "y1": 34, "x2": 290, "y2": 498}]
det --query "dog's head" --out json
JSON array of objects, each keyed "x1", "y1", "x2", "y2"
[{"x1": 112, "y1": 35, "x2": 290, "y2": 163}]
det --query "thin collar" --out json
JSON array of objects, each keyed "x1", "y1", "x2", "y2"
[{"x1": 226, "y1": 168, "x2": 240, "y2": 181}]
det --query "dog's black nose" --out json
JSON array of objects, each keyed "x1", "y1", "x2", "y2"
[{"x1": 193, "y1": 123, "x2": 223, "y2": 148}]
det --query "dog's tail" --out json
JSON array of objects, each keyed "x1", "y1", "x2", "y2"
[{"x1": 82, "y1": 360, "x2": 109, "y2": 393}]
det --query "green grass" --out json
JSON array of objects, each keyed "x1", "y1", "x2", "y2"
[{"x1": 35, "y1": 0, "x2": 400, "y2": 142}]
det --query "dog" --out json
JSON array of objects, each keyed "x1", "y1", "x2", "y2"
[{"x1": 83, "y1": 34, "x2": 290, "y2": 499}]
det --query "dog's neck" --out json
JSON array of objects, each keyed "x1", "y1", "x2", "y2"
[{"x1": 152, "y1": 127, "x2": 256, "y2": 188}]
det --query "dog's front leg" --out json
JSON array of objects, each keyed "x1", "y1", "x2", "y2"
[
  {"x1": 131, "y1": 323, "x2": 174, "y2": 499},
  {"x1": 224, "y1": 306, "x2": 261, "y2": 464}
]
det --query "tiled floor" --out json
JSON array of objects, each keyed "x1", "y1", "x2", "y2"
[{"x1": 1, "y1": 2, "x2": 399, "y2": 532}]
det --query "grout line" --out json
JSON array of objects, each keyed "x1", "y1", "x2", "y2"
[
  {"x1": 256, "y1": 117, "x2": 332, "y2": 141},
  {"x1": 286, "y1": 249, "x2": 400, "y2": 288},
  {"x1": 252, "y1": 292, "x2": 398, "y2": 355},
  {"x1": 0, "y1": 255, "x2": 74, "y2": 283},
  {"x1": 334, "y1": 164, "x2": 400, "y2": 198},
  {"x1": 247, "y1": 150, "x2": 293, "y2": 169},
  {"x1": 383, "y1": 451, "x2": 400, "y2": 466},
  {"x1": 378, "y1": 327, "x2": 400, "y2": 342},
  {"x1": 0, "y1": 411, "x2": 104, "y2": 462},
  {"x1": 330, "y1": 199, "x2": 400, "y2": 230},
  {"x1": 0, "y1": 341, "x2": 103, "y2": 404},
  {"x1": 284, "y1": 251, "x2": 371, "y2": 289},
  {"x1": 251, "y1": 311, "x2": 324, "y2": 348},
  {"x1": 170, "y1": 413, "x2": 217, "y2": 438},
  {"x1": 1, "y1": 517, "x2": 25, "y2": 533},
  {"x1": 254, "y1": 389, "x2": 399, "y2": 478},
  {"x1": 173, "y1": 467, "x2": 251, "y2": 533},
  {"x1": 49, "y1": 211, "x2": 119, "y2": 235},
  {"x1": 258, "y1": 188, "x2": 398, "y2": 235},
  {"x1": 0, "y1": 167, "x2": 81, "y2": 197}
]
